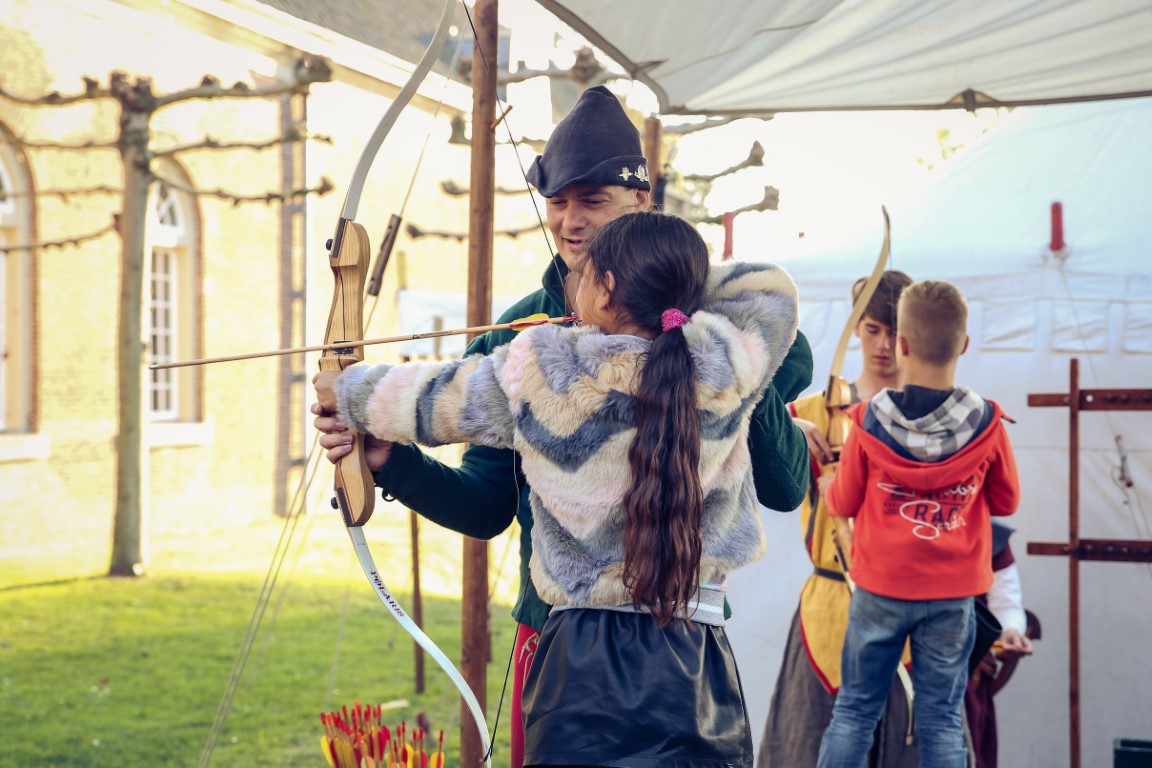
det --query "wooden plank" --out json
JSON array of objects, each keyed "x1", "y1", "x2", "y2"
[
  {"x1": 1028, "y1": 539, "x2": 1152, "y2": 563},
  {"x1": 1028, "y1": 388, "x2": 1152, "y2": 410}
]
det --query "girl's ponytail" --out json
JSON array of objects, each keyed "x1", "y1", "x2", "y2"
[
  {"x1": 621, "y1": 320, "x2": 703, "y2": 626},
  {"x1": 585, "y1": 212, "x2": 709, "y2": 626}
]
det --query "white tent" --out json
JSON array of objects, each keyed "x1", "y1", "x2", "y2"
[
  {"x1": 535, "y1": 0, "x2": 1152, "y2": 114},
  {"x1": 724, "y1": 97, "x2": 1152, "y2": 766}
]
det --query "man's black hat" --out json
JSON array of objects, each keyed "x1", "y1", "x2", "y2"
[{"x1": 526, "y1": 85, "x2": 650, "y2": 197}]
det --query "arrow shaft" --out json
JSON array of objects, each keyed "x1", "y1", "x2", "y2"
[{"x1": 150, "y1": 315, "x2": 578, "y2": 369}]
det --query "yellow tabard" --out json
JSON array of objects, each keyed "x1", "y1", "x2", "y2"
[{"x1": 792, "y1": 391, "x2": 910, "y2": 693}]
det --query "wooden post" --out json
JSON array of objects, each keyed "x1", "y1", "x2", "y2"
[
  {"x1": 463, "y1": 0, "x2": 497, "y2": 763},
  {"x1": 643, "y1": 115, "x2": 662, "y2": 203},
  {"x1": 1026, "y1": 358, "x2": 1152, "y2": 768},
  {"x1": 400, "y1": 350, "x2": 430, "y2": 695},
  {"x1": 410, "y1": 510, "x2": 426, "y2": 693}
]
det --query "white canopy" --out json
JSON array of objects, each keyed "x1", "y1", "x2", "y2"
[{"x1": 535, "y1": 0, "x2": 1152, "y2": 114}]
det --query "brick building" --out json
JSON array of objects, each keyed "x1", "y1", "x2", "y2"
[{"x1": 0, "y1": 0, "x2": 551, "y2": 585}]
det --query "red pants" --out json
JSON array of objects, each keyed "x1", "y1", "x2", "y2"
[{"x1": 511, "y1": 623, "x2": 540, "y2": 768}]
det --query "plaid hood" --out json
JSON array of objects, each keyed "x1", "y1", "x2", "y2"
[
  {"x1": 869, "y1": 386, "x2": 987, "y2": 462},
  {"x1": 847, "y1": 395, "x2": 1008, "y2": 494}
]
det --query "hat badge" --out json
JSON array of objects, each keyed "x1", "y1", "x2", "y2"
[{"x1": 618, "y1": 164, "x2": 649, "y2": 183}]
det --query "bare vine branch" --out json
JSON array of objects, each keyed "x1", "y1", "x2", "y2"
[
  {"x1": 0, "y1": 219, "x2": 118, "y2": 253},
  {"x1": 683, "y1": 141, "x2": 764, "y2": 183},
  {"x1": 0, "y1": 133, "x2": 118, "y2": 151},
  {"x1": 405, "y1": 221, "x2": 539, "y2": 241},
  {"x1": 155, "y1": 56, "x2": 333, "y2": 108},
  {"x1": 457, "y1": 47, "x2": 620, "y2": 89},
  {"x1": 0, "y1": 56, "x2": 333, "y2": 113},
  {"x1": 152, "y1": 171, "x2": 334, "y2": 206},
  {"x1": 0, "y1": 76, "x2": 107, "y2": 106},
  {"x1": 692, "y1": 186, "x2": 780, "y2": 225},
  {"x1": 440, "y1": 179, "x2": 530, "y2": 197},
  {"x1": 662, "y1": 117, "x2": 743, "y2": 136},
  {"x1": 153, "y1": 126, "x2": 333, "y2": 159},
  {"x1": 447, "y1": 114, "x2": 547, "y2": 152},
  {"x1": 0, "y1": 184, "x2": 122, "y2": 200}
]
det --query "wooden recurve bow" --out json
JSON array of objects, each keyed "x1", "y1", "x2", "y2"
[
  {"x1": 822, "y1": 209, "x2": 916, "y2": 730},
  {"x1": 321, "y1": 1, "x2": 492, "y2": 763}
]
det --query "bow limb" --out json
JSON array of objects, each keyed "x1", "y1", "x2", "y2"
[
  {"x1": 819, "y1": 208, "x2": 914, "y2": 717},
  {"x1": 339, "y1": 0, "x2": 454, "y2": 220},
  {"x1": 820, "y1": 207, "x2": 891, "y2": 563},
  {"x1": 322, "y1": 0, "x2": 493, "y2": 763},
  {"x1": 823, "y1": 206, "x2": 891, "y2": 456}
]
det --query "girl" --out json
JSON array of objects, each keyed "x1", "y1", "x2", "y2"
[{"x1": 314, "y1": 211, "x2": 799, "y2": 767}]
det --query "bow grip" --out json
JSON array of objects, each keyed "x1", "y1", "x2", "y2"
[{"x1": 321, "y1": 218, "x2": 376, "y2": 527}]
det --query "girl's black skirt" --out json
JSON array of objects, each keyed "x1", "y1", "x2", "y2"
[{"x1": 522, "y1": 608, "x2": 753, "y2": 768}]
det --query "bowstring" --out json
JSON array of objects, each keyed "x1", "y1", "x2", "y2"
[
  {"x1": 362, "y1": 24, "x2": 468, "y2": 332},
  {"x1": 197, "y1": 437, "x2": 325, "y2": 767}
]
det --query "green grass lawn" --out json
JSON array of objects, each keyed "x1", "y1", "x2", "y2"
[{"x1": 0, "y1": 504, "x2": 522, "y2": 767}]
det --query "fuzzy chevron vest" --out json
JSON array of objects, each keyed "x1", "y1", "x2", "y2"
[{"x1": 335, "y1": 261, "x2": 799, "y2": 622}]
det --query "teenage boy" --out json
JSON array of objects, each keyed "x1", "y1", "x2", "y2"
[{"x1": 758, "y1": 270, "x2": 916, "y2": 768}]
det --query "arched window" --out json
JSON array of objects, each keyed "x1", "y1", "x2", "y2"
[
  {"x1": 0, "y1": 128, "x2": 34, "y2": 435},
  {"x1": 146, "y1": 169, "x2": 201, "y2": 423}
]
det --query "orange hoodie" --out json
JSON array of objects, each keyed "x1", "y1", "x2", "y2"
[{"x1": 826, "y1": 400, "x2": 1020, "y2": 601}]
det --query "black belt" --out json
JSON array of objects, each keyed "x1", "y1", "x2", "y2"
[{"x1": 813, "y1": 566, "x2": 845, "y2": 582}]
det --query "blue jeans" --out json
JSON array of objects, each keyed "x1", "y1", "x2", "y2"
[{"x1": 817, "y1": 587, "x2": 974, "y2": 768}]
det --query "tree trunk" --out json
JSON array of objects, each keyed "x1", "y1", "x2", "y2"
[{"x1": 110, "y1": 108, "x2": 152, "y2": 577}]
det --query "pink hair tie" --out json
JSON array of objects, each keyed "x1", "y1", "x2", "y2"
[{"x1": 660, "y1": 308, "x2": 691, "y2": 333}]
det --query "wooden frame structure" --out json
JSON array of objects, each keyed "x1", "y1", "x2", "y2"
[{"x1": 1026, "y1": 358, "x2": 1152, "y2": 768}]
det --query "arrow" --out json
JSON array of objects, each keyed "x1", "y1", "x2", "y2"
[{"x1": 150, "y1": 314, "x2": 578, "y2": 369}]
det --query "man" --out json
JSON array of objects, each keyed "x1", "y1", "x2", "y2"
[
  {"x1": 966, "y1": 521, "x2": 1035, "y2": 768},
  {"x1": 758, "y1": 270, "x2": 918, "y2": 768},
  {"x1": 316, "y1": 85, "x2": 813, "y2": 767}
]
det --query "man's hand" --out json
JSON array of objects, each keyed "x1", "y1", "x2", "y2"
[
  {"x1": 794, "y1": 416, "x2": 835, "y2": 464},
  {"x1": 311, "y1": 371, "x2": 394, "y2": 471},
  {"x1": 972, "y1": 627, "x2": 1034, "y2": 686},
  {"x1": 996, "y1": 627, "x2": 1034, "y2": 660}
]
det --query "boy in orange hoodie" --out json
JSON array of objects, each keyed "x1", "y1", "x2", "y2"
[{"x1": 816, "y1": 280, "x2": 1020, "y2": 768}]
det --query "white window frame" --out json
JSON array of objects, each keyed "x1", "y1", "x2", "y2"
[
  {"x1": 0, "y1": 140, "x2": 33, "y2": 437},
  {"x1": 149, "y1": 246, "x2": 179, "y2": 419},
  {"x1": 145, "y1": 177, "x2": 199, "y2": 425}
]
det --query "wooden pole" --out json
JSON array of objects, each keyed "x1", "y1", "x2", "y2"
[
  {"x1": 1068, "y1": 358, "x2": 1081, "y2": 768},
  {"x1": 463, "y1": 0, "x2": 497, "y2": 762},
  {"x1": 643, "y1": 115, "x2": 662, "y2": 204},
  {"x1": 410, "y1": 510, "x2": 426, "y2": 693}
]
